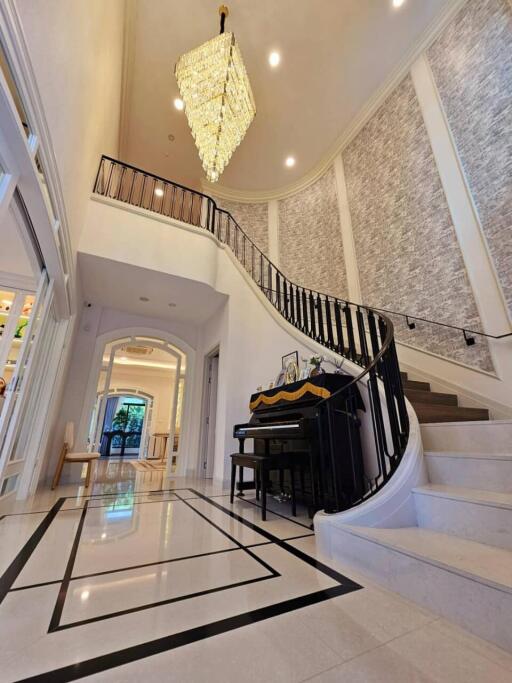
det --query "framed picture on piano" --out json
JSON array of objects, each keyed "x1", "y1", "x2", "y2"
[{"x1": 281, "y1": 351, "x2": 298, "y2": 370}]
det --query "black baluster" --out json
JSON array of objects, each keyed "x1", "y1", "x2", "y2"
[
  {"x1": 334, "y1": 300, "x2": 344, "y2": 354},
  {"x1": 344, "y1": 305, "x2": 357, "y2": 362},
  {"x1": 325, "y1": 297, "x2": 334, "y2": 349},
  {"x1": 317, "y1": 294, "x2": 325, "y2": 343},
  {"x1": 283, "y1": 280, "x2": 289, "y2": 319},
  {"x1": 302, "y1": 289, "x2": 309, "y2": 333},
  {"x1": 127, "y1": 169, "x2": 137, "y2": 204},
  {"x1": 289, "y1": 283, "x2": 295, "y2": 323},
  {"x1": 309, "y1": 292, "x2": 316, "y2": 338},
  {"x1": 140, "y1": 174, "x2": 147, "y2": 208},
  {"x1": 356, "y1": 307, "x2": 369, "y2": 367},
  {"x1": 276, "y1": 272, "x2": 281, "y2": 311},
  {"x1": 149, "y1": 178, "x2": 156, "y2": 211},
  {"x1": 296, "y1": 287, "x2": 302, "y2": 331},
  {"x1": 105, "y1": 161, "x2": 116, "y2": 197},
  {"x1": 116, "y1": 166, "x2": 126, "y2": 201}
]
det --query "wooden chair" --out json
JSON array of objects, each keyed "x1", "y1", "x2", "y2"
[{"x1": 52, "y1": 422, "x2": 100, "y2": 489}]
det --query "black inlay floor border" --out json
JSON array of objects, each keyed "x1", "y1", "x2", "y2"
[
  {"x1": 0, "y1": 497, "x2": 65, "y2": 604},
  {"x1": 8, "y1": 535, "x2": 313, "y2": 594},
  {"x1": 18, "y1": 585, "x2": 352, "y2": 683},
  {"x1": 48, "y1": 490, "x2": 281, "y2": 632},
  {"x1": 48, "y1": 501, "x2": 90, "y2": 632},
  {"x1": 8, "y1": 487, "x2": 362, "y2": 682}
]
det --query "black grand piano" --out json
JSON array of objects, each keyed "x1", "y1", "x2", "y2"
[{"x1": 233, "y1": 373, "x2": 365, "y2": 517}]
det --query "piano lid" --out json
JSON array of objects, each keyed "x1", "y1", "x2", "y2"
[{"x1": 249, "y1": 373, "x2": 364, "y2": 413}]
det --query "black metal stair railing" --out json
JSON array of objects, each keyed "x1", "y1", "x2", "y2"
[{"x1": 93, "y1": 155, "x2": 410, "y2": 513}]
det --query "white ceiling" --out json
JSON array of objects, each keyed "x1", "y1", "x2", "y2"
[
  {"x1": 78, "y1": 252, "x2": 226, "y2": 325},
  {"x1": 121, "y1": 0, "x2": 458, "y2": 193}
]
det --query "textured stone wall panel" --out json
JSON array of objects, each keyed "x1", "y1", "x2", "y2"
[
  {"x1": 427, "y1": 0, "x2": 512, "y2": 320},
  {"x1": 342, "y1": 75, "x2": 493, "y2": 371},
  {"x1": 213, "y1": 197, "x2": 269, "y2": 255},
  {"x1": 277, "y1": 167, "x2": 348, "y2": 300}
]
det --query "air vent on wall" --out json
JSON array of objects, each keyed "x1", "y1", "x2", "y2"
[{"x1": 122, "y1": 345, "x2": 154, "y2": 357}]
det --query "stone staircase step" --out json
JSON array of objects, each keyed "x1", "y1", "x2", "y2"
[
  {"x1": 325, "y1": 524, "x2": 512, "y2": 651},
  {"x1": 405, "y1": 388, "x2": 458, "y2": 406},
  {"x1": 414, "y1": 403, "x2": 489, "y2": 423},
  {"x1": 413, "y1": 484, "x2": 512, "y2": 550},
  {"x1": 404, "y1": 379, "x2": 431, "y2": 392},
  {"x1": 425, "y1": 451, "x2": 512, "y2": 492}
]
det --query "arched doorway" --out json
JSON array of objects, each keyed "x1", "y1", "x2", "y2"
[{"x1": 85, "y1": 334, "x2": 188, "y2": 478}]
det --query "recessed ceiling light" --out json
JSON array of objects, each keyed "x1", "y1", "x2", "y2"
[
  {"x1": 268, "y1": 51, "x2": 281, "y2": 67},
  {"x1": 139, "y1": 296, "x2": 150, "y2": 302},
  {"x1": 392, "y1": 0, "x2": 406, "y2": 8},
  {"x1": 285, "y1": 156, "x2": 296, "y2": 168},
  {"x1": 174, "y1": 97, "x2": 184, "y2": 111},
  {"x1": 154, "y1": 188, "x2": 164, "y2": 197}
]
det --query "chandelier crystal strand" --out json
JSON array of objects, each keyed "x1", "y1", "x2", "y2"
[{"x1": 175, "y1": 6, "x2": 256, "y2": 183}]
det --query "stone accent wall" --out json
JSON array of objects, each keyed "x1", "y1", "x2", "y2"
[
  {"x1": 427, "y1": 0, "x2": 512, "y2": 320},
  {"x1": 342, "y1": 75, "x2": 493, "y2": 372},
  {"x1": 277, "y1": 167, "x2": 348, "y2": 299},
  {"x1": 213, "y1": 197, "x2": 269, "y2": 255}
]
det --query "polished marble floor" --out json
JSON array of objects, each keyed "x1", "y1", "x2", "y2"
[{"x1": 0, "y1": 462, "x2": 511, "y2": 682}]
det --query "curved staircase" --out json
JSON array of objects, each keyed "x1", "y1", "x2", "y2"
[{"x1": 93, "y1": 155, "x2": 511, "y2": 651}]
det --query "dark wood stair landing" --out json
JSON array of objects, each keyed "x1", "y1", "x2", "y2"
[{"x1": 400, "y1": 372, "x2": 489, "y2": 424}]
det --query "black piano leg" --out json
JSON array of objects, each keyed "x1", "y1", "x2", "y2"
[
  {"x1": 230, "y1": 463, "x2": 236, "y2": 504},
  {"x1": 290, "y1": 464, "x2": 297, "y2": 517},
  {"x1": 238, "y1": 466, "x2": 245, "y2": 497},
  {"x1": 255, "y1": 468, "x2": 260, "y2": 501},
  {"x1": 261, "y1": 468, "x2": 267, "y2": 521}
]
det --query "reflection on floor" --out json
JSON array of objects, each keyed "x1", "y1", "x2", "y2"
[{"x1": 0, "y1": 462, "x2": 511, "y2": 682}]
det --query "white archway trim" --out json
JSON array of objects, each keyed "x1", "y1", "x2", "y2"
[{"x1": 78, "y1": 326, "x2": 196, "y2": 477}]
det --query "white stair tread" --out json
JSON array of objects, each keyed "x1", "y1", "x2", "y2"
[
  {"x1": 425, "y1": 450, "x2": 512, "y2": 461},
  {"x1": 413, "y1": 484, "x2": 512, "y2": 510},
  {"x1": 342, "y1": 525, "x2": 512, "y2": 592}
]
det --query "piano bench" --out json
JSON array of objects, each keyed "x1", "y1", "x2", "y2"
[{"x1": 230, "y1": 453, "x2": 298, "y2": 522}]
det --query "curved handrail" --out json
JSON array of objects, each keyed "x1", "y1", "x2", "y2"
[{"x1": 93, "y1": 155, "x2": 410, "y2": 513}]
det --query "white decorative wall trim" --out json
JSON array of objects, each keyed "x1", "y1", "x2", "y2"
[
  {"x1": 268, "y1": 199, "x2": 279, "y2": 266},
  {"x1": 333, "y1": 154, "x2": 362, "y2": 304},
  {"x1": 118, "y1": 0, "x2": 137, "y2": 159},
  {"x1": 201, "y1": 0, "x2": 469, "y2": 203},
  {"x1": 410, "y1": 53, "x2": 511, "y2": 380}
]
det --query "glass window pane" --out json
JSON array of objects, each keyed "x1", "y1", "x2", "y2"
[{"x1": 4, "y1": 294, "x2": 35, "y2": 387}]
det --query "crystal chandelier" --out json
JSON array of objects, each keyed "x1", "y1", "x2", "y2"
[{"x1": 175, "y1": 5, "x2": 256, "y2": 183}]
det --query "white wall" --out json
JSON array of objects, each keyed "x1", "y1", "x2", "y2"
[
  {"x1": 75, "y1": 199, "x2": 385, "y2": 485},
  {"x1": 14, "y1": 0, "x2": 126, "y2": 254}
]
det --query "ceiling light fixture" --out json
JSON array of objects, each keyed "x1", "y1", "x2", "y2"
[
  {"x1": 173, "y1": 97, "x2": 184, "y2": 111},
  {"x1": 175, "y1": 5, "x2": 256, "y2": 183},
  {"x1": 268, "y1": 51, "x2": 281, "y2": 67},
  {"x1": 392, "y1": 0, "x2": 406, "y2": 8},
  {"x1": 285, "y1": 156, "x2": 296, "y2": 168},
  {"x1": 154, "y1": 188, "x2": 164, "y2": 197}
]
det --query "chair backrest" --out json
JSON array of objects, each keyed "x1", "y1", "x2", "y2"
[{"x1": 64, "y1": 421, "x2": 75, "y2": 450}]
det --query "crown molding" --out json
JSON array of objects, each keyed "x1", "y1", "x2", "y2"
[{"x1": 202, "y1": 0, "x2": 468, "y2": 204}]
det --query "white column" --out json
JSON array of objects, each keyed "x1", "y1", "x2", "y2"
[
  {"x1": 268, "y1": 199, "x2": 279, "y2": 266},
  {"x1": 333, "y1": 154, "x2": 362, "y2": 303},
  {"x1": 410, "y1": 53, "x2": 511, "y2": 379}
]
